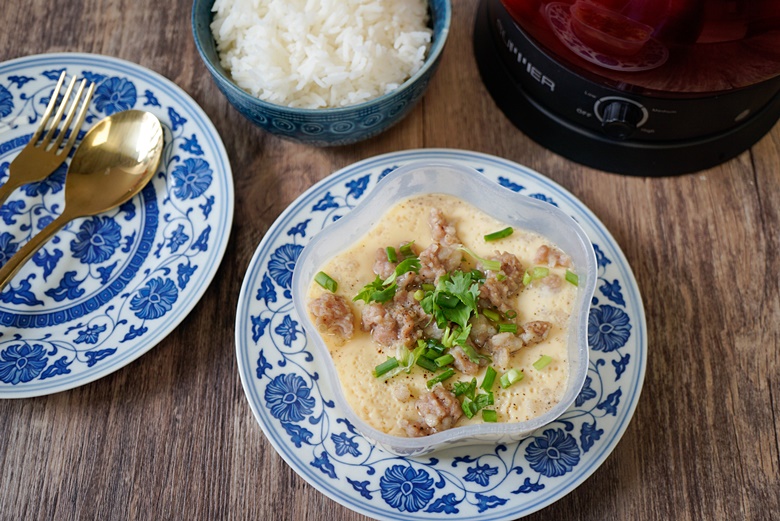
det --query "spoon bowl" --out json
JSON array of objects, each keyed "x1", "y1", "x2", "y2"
[{"x1": 0, "y1": 110, "x2": 164, "y2": 291}]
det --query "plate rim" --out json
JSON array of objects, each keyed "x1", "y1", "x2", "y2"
[
  {"x1": 235, "y1": 148, "x2": 647, "y2": 520},
  {"x1": 0, "y1": 52, "x2": 235, "y2": 398}
]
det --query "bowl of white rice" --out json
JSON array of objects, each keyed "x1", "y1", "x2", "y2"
[{"x1": 192, "y1": 0, "x2": 451, "y2": 146}]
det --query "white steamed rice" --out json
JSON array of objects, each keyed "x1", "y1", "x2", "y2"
[{"x1": 210, "y1": 0, "x2": 433, "y2": 109}]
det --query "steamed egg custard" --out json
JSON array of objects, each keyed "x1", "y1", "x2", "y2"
[{"x1": 307, "y1": 194, "x2": 578, "y2": 437}]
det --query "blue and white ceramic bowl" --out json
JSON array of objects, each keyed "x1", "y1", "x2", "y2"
[
  {"x1": 191, "y1": 0, "x2": 451, "y2": 146},
  {"x1": 291, "y1": 161, "x2": 598, "y2": 456}
]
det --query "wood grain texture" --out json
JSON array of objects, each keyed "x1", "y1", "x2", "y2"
[{"x1": 1, "y1": 1, "x2": 779, "y2": 520}]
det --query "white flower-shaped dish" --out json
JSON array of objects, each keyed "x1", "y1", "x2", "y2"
[{"x1": 292, "y1": 161, "x2": 597, "y2": 455}]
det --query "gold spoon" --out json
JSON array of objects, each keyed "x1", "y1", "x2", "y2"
[{"x1": 0, "y1": 110, "x2": 164, "y2": 291}]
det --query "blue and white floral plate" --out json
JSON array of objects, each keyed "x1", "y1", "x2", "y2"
[
  {"x1": 0, "y1": 53, "x2": 234, "y2": 398},
  {"x1": 235, "y1": 149, "x2": 645, "y2": 520}
]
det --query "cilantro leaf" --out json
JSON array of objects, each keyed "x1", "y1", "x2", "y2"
[
  {"x1": 353, "y1": 276, "x2": 397, "y2": 304},
  {"x1": 442, "y1": 305, "x2": 472, "y2": 331},
  {"x1": 420, "y1": 290, "x2": 436, "y2": 313},
  {"x1": 444, "y1": 271, "x2": 478, "y2": 313},
  {"x1": 372, "y1": 282, "x2": 397, "y2": 303},
  {"x1": 453, "y1": 378, "x2": 477, "y2": 400},
  {"x1": 459, "y1": 338, "x2": 491, "y2": 364},
  {"x1": 383, "y1": 256, "x2": 421, "y2": 285},
  {"x1": 399, "y1": 241, "x2": 416, "y2": 258},
  {"x1": 423, "y1": 270, "x2": 482, "y2": 331},
  {"x1": 462, "y1": 391, "x2": 495, "y2": 419},
  {"x1": 354, "y1": 250, "x2": 420, "y2": 304},
  {"x1": 473, "y1": 391, "x2": 494, "y2": 410},
  {"x1": 353, "y1": 275, "x2": 385, "y2": 303}
]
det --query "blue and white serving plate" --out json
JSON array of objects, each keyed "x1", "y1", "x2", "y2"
[
  {"x1": 0, "y1": 53, "x2": 233, "y2": 398},
  {"x1": 235, "y1": 149, "x2": 646, "y2": 520}
]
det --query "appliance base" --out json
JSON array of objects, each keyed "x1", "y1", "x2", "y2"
[{"x1": 473, "y1": 0, "x2": 780, "y2": 176}]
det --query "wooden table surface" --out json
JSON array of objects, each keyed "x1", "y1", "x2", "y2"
[{"x1": 1, "y1": 1, "x2": 779, "y2": 519}]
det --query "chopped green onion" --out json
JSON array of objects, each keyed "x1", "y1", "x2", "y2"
[
  {"x1": 480, "y1": 366, "x2": 497, "y2": 391},
  {"x1": 399, "y1": 242, "x2": 415, "y2": 258},
  {"x1": 441, "y1": 325, "x2": 456, "y2": 348},
  {"x1": 386, "y1": 246, "x2": 397, "y2": 263},
  {"x1": 482, "y1": 409, "x2": 498, "y2": 422},
  {"x1": 533, "y1": 355, "x2": 553, "y2": 371},
  {"x1": 373, "y1": 357, "x2": 399, "y2": 378},
  {"x1": 416, "y1": 356, "x2": 439, "y2": 372},
  {"x1": 426, "y1": 368, "x2": 456, "y2": 389},
  {"x1": 377, "y1": 343, "x2": 425, "y2": 381},
  {"x1": 496, "y1": 273, "x2": 506, "y2": 281},
  {"x1": 498, "y1": 323, "x2": 517, "y2": 334},
  {"x1": 373, "y1": 345, "x2": 413, "y2": 380},
  {"x1": 386, "y1": 343, "x2": 426, "y2": 377},
  {"x1": 483, "y1": 309, "x2": 501, "y2": 322},
  {"x1": 484, "y1": 226, "x2": 514, "y2": 242},
  {"x1": 425, "y1": 339, "x2": 446, "y2": 355},
  {"x1": 500, "y1": 368, "x2": 525, "y2": 389},
  {"x1": 523, "y1": 266, "x2": 550, "y2": 286},
  {"x1": 423, "y1": 348, "x2": 441, "y2": 360},
  {"x1": 396, "y1": 344, "x2": 412, "y2": 364},
  {"x1": 453, "y1": 378, "x2": 477, "y2": 399},
  {"x1": 455, "y1": 325, "x2": 472, "y2": 346},
  {"x1": 505, "y1": 310, "x2": 517, "y2": 319},
  {"x1": 422, "y1": 283, "x2": 436, "y2": 292},
  {"x1": 314, "y1": 271, "x2": 338, "y2": 292},
  {"x1": 423, "y1": 347, "x2": 444, "y2": 360},
  {"x1": 435, "y1": 354, "x2": 455, "y2": 367},
  {"x1": 459, "y1": 246, "x2": 501, "y2": 272},
  {"x1": 461, "y1": 398, "x2": 477, "y2": 419},
  {"x1": 532, "y1": 267, "x2": 550, "y2": 278},
  {"x1": 413, "y1": 289, "x2": 424, "y2": 301},
  {"x1": 565, "y1": 269, "x2": 579, "y2": 286}
]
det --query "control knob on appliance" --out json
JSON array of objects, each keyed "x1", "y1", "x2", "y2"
[{"x1": 600, "y1": 100, "x2": 644, "y2": 140}]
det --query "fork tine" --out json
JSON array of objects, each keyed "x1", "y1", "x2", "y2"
[
  {"x1": 51, "y1": 79, "x2": 87, "y2": 152},
  {"x1": 30, "y1": 71, "x2": 66, "y2": 143},
  {"x1": 61, "y1": 82, "x2": 95, "y2": 156},
  {"x1": 41, "y1": 75, "x2": 77, "y2": 148}
]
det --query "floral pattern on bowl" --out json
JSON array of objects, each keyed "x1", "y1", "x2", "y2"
[
  {"x1": 0, "y1": 53, "x2": 234, "y2": 397},
  {"x1": 235, "y1": 149, "x2": 646, "y2": 520}
]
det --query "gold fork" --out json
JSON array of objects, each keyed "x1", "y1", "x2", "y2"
[{"x1": 0, "y1": 71, "x2": 95, "y2": 207}]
